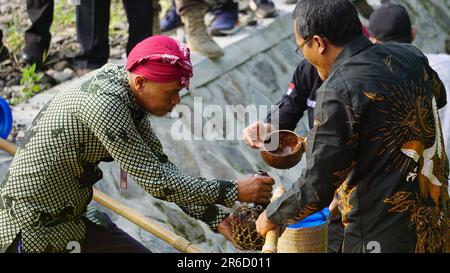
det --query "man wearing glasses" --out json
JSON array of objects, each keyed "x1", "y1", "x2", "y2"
[
  {"x1": 243, "y1": 10, "x2": 372, "y2": 255},
  {"x1": 255, "y1": 0, "x2": 448, "y2": 253}
]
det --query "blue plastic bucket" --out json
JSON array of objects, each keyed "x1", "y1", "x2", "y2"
[
  {"x1": 287, "y1": 208, "x2": 330, "y2": 229},
  {"x1": 0, "y1": 97, "x2": 12, "y2": 139}
]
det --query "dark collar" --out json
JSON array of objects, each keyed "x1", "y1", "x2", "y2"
[{"x1": 331, "y1": 35, "x2": 373, "y2": 73}]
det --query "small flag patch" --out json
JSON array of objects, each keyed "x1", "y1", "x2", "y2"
[{"x1": 287, "y1": 83, "x2": 295, "y2": 95}]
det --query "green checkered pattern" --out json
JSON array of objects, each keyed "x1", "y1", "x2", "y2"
[{"x1": 0, "y1": 64, "x2": 237, "y2": 252}]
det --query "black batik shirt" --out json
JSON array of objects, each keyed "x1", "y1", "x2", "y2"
[
  {"x1": 266, "y1": 35, "x2": 449, "y2": 253},
  {"x1": 265, "y1": 59, "x2": 346, "y2": 253}
]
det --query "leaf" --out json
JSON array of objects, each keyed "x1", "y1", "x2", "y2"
[
  {"x1": 30, "y1": 63, "x2": 36, "y2": 73},
  {"x1": 31, "y1": 85, "x2": 41, "y2": 93},
  {"x1": 36, "y1": 73, "x2": 44, "y2": 82},
  {"x1": 22, "y1": 87, "x2": 31, "y2": 98}
]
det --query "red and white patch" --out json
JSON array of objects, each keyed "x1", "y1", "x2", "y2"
[{"x1": 287, "y1": 82, "x2": 295, "y2": 95}]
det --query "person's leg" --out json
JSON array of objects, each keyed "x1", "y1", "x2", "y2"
[
  {"x1": 160, "y1": 0, "x2": 183, "y2": 33},
  {"x1": 23, "y1": 0, "x2": 54, "y2": 66},
  {"x1": 81, "y1": 214, "x2": 151, "y2": 253},
  {"x1": 209, "y1": 0, "x2": 239, "y2": 36},
  {"x1": 74, "y1": 0, "x2": 110, "y2": 73},
  {"x1": 0, "y1": 29, "x2": 10, "y2": 62},
  {"x1": 176, "y1": 0, "x2": 224, "y2": 58},
  {"x1": 351, "y1": 0, "x2": 374, "y2": 19},
  {"x1": 175, "y1": 0, "x2": 205, "y2": 15},
  {"x1": 122, "y1": 0, "x2": 153, "y2": 55},
  {"x1": 152, "y1": 0, "x2": 162, "y2": 35},
  {"x1": 214, "y1": 0, "x2": 236, "y2": 10}
]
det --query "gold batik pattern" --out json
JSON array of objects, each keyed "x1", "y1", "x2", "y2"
[
  {"x1": 372, "y1": 81, "x2": 436, "y2": 173},
  {"x1": 384, "y1": 186, "x2": 449, "y2": 252},
  {"x1": 288, "y1": 204, "x2": 321, "y2": 225},
  {"x1": 336, "y1": 180, "x2": 356, "y2": 228},
  {"x1": 384, "y1": 96, "x2": 449, "y2": 252},
  {"x1": 333, "y1": 161, "x2": 357, "y2": 188}
]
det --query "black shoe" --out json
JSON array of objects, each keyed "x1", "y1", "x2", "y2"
[
  {"x1": 0, "y1": 44, "x2": 10, "y2": 63},
  {"x1": 21, "y1": 43, "x2": 48, "y2": 67}
]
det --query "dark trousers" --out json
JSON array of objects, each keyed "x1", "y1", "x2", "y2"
[
  {"x1": 6, "y1": 214, "x2": 151, "y2": 253},
  {"x1": 24, "y1": 0, "x2": 54, "y2": 56},
  {"x1": 74, "y1": 0, "x2": 154, "y2": 70},
  {"x1": 80, "y1": 215, "x2": 151, "y2": 253},
  {"x1": 0, "y1": 29, "x2": 4, "y2": 52}
]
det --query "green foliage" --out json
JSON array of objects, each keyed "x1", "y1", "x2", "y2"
[
  {"x1": 109, "y1": 0, "x2": 127, "y2": 36},
  {"x1": 15, "y1": 63, "x2": 44, "y2": 104},
  {"x1": 51, "y1": 0, "x2": 75, "y2": 33},
  {"x1": 4, "y1": 20, "x2": 24, "y2": 56}
]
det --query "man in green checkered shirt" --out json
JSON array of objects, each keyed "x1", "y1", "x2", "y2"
[{"x1": 0, "y1": 36, "x2": 274, "y2": 253}]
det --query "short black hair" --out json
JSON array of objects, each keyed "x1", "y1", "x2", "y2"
[{"x1": 293, "y1": 0, "x2": 363, "y2": 47}]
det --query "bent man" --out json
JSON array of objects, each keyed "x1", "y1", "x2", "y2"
[{"x1": 0, "y1": 35, "x2": 273, "y2": 253}]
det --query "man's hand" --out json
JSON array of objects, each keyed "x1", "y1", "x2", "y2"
[
  {"x1": 217, "y1": 214, "x2": 243, "y2": 250},
  {"x1": 256, "y1": 210, "x2": 278, "y2": 238},
  {"x1": 243, "y1": 122, "x2": 273, "y2": 149},
  {"x1": 236, "y1": 176, "x2": 274, "y2": 204}
]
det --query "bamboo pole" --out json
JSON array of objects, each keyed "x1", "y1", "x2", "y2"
[
  {"x1": 93, "y1": 188, "x2": 203, "y2": 253},
  {"x1": 0, "y1": 138, "x2": 17, "y2": 155},
  {"x1": 261, "y1": 185, "x2": 285, "y2": 253},
  {"x1": 0, "y1": 137, "x2": 203, "y2": 253}
]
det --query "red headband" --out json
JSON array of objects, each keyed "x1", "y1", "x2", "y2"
[{"x1": 126, "y1": 35, "x2": 193, "y2": 90}]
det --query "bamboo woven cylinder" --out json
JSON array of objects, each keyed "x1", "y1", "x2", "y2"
[{"x1": 277, "y1": 221, "x2": 329, "y2": 253}]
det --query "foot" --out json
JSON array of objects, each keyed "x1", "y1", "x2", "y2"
[
  {"x1": 186, "y1": 33, "x2": 224, "y2": 59},
  {"x1": 21, "y1": 43, "x2": 48, "y2": 67},
  {"x1": 182, "y1": 9, "x2": 224, "y2": 59},
  {"x1": 160, "y1": 8, "x2": 183, "y2": 33},
  {"x1": 209, "y1": 6, "x2": 240, "y2": 36},
  {"x1": 152, "y1": 0, "x2": 162, "y2": 34}
]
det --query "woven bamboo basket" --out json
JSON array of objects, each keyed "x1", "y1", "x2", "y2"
[{"x1": 277, "y1": 219, "x2": 329, "y2": 253}]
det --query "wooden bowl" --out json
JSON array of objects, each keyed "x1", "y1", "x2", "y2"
[{"x1": 260, "y1": 130, "x2": 304, "y2": 169}]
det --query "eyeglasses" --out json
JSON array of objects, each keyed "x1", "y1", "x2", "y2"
[{"x1": 295, "y1": 37, "x2": 311, "y2": 57}]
